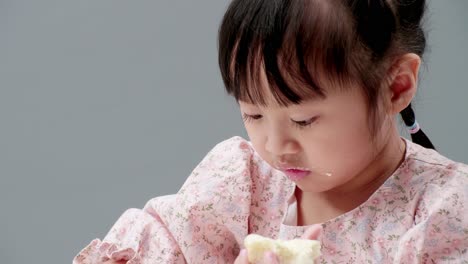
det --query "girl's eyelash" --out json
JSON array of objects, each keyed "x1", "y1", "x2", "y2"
[
  {"x1": 242, "y1": 114, "x2": 262, "y2": 123},
  {"x1": 291, "y1": 116, "x2": 318, "y2": 129},
  {"x1": 242, "y1": 114, "x2": 318, "y2": 129}
]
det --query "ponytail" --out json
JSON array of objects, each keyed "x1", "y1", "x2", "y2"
[{"x1": 400, "y1": 103, "x2": 435, "y2": 150}]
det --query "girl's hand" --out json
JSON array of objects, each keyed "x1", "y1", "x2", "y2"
[{"x1": 234, "y1": 249, "x2": 279, "y2": 264}]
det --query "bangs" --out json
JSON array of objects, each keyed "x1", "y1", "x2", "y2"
[{"x1": 218, "y1": 0, "x2": 357, "y2": 106}]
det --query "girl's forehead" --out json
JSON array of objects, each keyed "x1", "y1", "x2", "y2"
[
  {"x1": 238, "y1": 74, "x2": 327, "y2": 108},
  {"x1": 238, "y1": 95, "x2": 324, "y2": 110}
]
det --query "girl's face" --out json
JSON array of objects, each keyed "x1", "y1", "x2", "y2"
[{"x1": 239, "y1": 84, "x2": 401, "y2": 194}]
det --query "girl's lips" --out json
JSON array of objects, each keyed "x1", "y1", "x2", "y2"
[{"x1": 283, "y1": 169, "x2": 310, "y2": 181}]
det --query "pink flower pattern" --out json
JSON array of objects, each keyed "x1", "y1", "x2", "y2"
[{"x1": 73, "y1": 137, "x2": 468, "y2": 263}]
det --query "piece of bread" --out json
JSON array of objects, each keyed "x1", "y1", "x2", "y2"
[{"x1": 244, "y1": 234, "x2": 321, "y2": 264}]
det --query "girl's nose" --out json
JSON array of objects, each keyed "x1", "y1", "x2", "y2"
[{"x1": 265, "y1": 133, "x2": 299, "y2": 157}]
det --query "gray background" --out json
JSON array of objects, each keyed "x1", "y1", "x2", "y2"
[{"x1": 1, "y1": 1, "x2": 466, "y2": 263}]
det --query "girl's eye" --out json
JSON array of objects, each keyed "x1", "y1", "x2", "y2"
[
  {"x1": 242, "y1": 114, "x2": 263, "y2": 123},
  {"x1": 291, "y1": 116, "x2": 318, "y2": 128}
]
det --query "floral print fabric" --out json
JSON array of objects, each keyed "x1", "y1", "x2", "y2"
[{"x1": 73, "y1": 136, "x2": 468, "y2": 263}]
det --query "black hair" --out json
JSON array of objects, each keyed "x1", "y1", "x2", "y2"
[{"x1": 218, "y1": 0, "x2": 435, "y2": 150}]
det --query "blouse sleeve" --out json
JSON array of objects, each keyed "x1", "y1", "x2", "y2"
[
  {"x1": 393, "y1": 169, "x2": 468, "y2": 263},
  {"x1": 73, "y1": 137, "x2": 256, "y2": 264}
]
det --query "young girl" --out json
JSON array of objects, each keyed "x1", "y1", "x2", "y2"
[{"x1": 74, "y1": 0, "x2": 467, "y2": 263}]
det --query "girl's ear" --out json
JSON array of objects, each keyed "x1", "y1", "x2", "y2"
[{"x1": 385, "y1": 53, "x2": 421, "y2": 115}]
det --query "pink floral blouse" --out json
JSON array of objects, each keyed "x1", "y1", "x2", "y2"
[{"x1": 73, "y1": 137, "x2": 468, "y2": 263}]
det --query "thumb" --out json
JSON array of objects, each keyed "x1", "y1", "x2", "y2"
[
  {"x1": 301, "y1": 224, "x2": 323, "y2": 240},
  {"x1": 261, "y1": 251, "x2": 279, "y2": 264}
]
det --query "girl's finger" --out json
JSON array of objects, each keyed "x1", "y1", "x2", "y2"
[
  {"x1": 261, "y1": 251, "x2": 279, "y2": 264},
  {"x1": 234, "y1": 249, "x2": 249, "y2": 264}
]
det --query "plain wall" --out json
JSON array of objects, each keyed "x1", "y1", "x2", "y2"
[{"x1": 1, "y1": 1, "x2": 466, "y2": 263}]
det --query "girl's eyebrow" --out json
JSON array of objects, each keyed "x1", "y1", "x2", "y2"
[
  {"x1": 238, "y1": 94, "x2": 324, "y2": 106},
  {"x1": 298, "y1": 94, "x2": 326, "y2": 104},
  {"x1": 237, "y1": 100, "x2": 254, "y2": 106}
]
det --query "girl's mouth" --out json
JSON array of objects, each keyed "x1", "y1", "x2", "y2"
[{"x1": 282, "y1": 168, "x2": 310, "y2": 181}]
